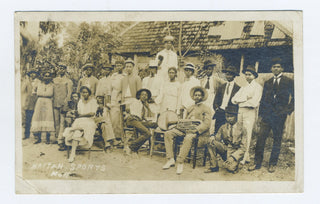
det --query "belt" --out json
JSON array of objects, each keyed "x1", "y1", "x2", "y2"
[{"x1": 38, "y1": 96, "x2": 52, "y2": 99}]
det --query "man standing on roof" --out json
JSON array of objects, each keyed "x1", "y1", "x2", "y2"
[{"x1": 156, "y1": 35, "x2": 178, "y2": 81}]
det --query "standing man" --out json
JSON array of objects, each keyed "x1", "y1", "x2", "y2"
[
  {"x1": 156, "y1": 35, "x2": 178, "y2": 80},
  {"x1": 178, "y1": 63, "x2": 200, "y2": 118},
  {"x1": 162, "y1": 86, "x2": 212, "y2": 175},
  {"x1": 77, "y1": 63, "x2": 99, "y2": 96},
  {"x1": 249, "y1": 58, "x2": 294, "y2": 173},
  {"x1": 121, "y1": 59, "x2": 142, "y2": 105},
  {"x1": 21, "y1": 68, "x2": 41, "y2": 139},
  {"x1": 232, "y1": 65, "x2": 263, "y2": 164},
  {"x1": 200, "y1": 60, "x2": 224, "y2": 113},
  {"x1": 213, "y1": 65, "x2": 240, "y2": 134},
  {"x1": 53, "y1": 63, "x2": 73, "y2": 143},
  {"x1": 142, "y1": 60, "x2": 163, "y2": 114},
  {"x1": 96, "y1": 64, "x2": 113, "y2": 105},
  {"x1": 109, "y1": 60, "x2": 125, "y2": 143}
]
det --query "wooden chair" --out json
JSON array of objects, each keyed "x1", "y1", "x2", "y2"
[
  {"x1": 173, "y1": 135, "x2": 208, "y2": 169},
  {"x1": 150, "y1": 128, "x2": 166, "y2": 157}
]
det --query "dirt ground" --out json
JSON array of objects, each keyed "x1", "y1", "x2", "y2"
[{"x1": 21, "y1": 135, "x2": 295, "y2": 181}]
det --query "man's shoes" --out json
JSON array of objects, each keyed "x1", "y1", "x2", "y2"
[
  {"x1": 23, "y1": 137, "x2": 29, "y2": 140},
  {"x1": 176, "y1": 163, "x2": 184, "y2": 175},
  {"x1": 268, "y1": 165, "x2": 276, "y2": 173},
  {"x1": 51, "y1": 141, "x2": 58, "y2": 144},
  {"x1": 204, "y1": 166, "x2": 219, "y2": 173},
  {"x1": 162, "y1": 158, "x2": 175, "y2": 170},
  {"x1": 248, "y1": 164, "x2": 261, "y2": 171},
  {"x1": 58, "y1": 144, "x2": 67, "y2": 151},
  {"x1": 34, "y1": 139, "x2": 41, "y2": 144}
]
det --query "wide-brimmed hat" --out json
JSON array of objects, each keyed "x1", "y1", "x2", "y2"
[
  {"x1": 101, "y1": 63, "x2": 113, "y2": 70},
  {"x1": 225, "y1": 105, "x2": 239, "y2": 116},
  {"x1": 148, "y1": 60, "x2": 158, "y2": 68},
  {"x1": 136, "y1": 88, "x2": 152, "y2": 100},
  {"x1": 190, "y1": 86, "x2": 208, "y2": 102},
  {"x1": 222, "y1": 65, "x2": 240, "y2": 76},
  {"x1": 82, "y1": 63, "x2": 95, "y2": 70},
  {"x1": 242, "y1": 65, "x2": 258, "y2": 78},
  {"x1": 184, "y1": 63, "x2": 195, "y2": 71},
  {"x1": 27, "y1": 68, "x2": 39, "y2": 76},
  {"x1": 125, "y1": 59, "x2": 135, "y2": 66},
  {"x1": 164, "y1": 35, "x2": 174, "y2": 42},
  {"x1": 203, "y1": 60, "x2": 216, "y2": 70}
]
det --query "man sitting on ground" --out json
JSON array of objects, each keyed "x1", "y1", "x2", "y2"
[{"x1": 205, "y1": 105, "x2": 246, "y2": 173}]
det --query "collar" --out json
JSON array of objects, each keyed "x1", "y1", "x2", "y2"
[{"x1": 274, "y1": 73, "x2": 283, "y2": 79}]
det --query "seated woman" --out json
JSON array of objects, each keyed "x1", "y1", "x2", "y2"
[{"x1": 63, "y1": 86, "x2": 98, "y2": 163}]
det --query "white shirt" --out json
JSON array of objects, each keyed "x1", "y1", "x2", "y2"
[
  {"x1": 231, "y1": 79, "x2": 262, "y2": 108},
  {"x1": 96, "y1": 76, "x2": 111, "y2": 97},
  {"x1": 142, "y1": 74, "x2": 163, "y2": 98},
  {"x1": 179, "y1": 76, "x2": 200, "y2": 109},
  {"x1": 273, "y1": 73, "x2": 283, "y2": 85},
  {"x1": 156, "y1": 49, "x2": 178, "y2": 80},
  {"x1": 129, "y1": 99, "x2": 155, "y2": 120},
  {"x1": 155, "y1": 81, "x2": 181, "y2": 113},
  {"x1": 220, "y1": 81, "x2": 235, "y2": 110}
]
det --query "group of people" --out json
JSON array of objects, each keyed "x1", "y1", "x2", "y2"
[{"x1": 21, "y1": 35, "x2": 294, "y2": 175}]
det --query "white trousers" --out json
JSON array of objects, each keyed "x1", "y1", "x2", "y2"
[{"x1": 238, "y1": 107, "x2": 257, "y2": 163}]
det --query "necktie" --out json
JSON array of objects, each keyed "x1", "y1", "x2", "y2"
[
  {"x1": 205, "y1": 77, "x2": 210, "y2": 89},
  {"x1": 141, "y1": 105, "x2": 146, "y2": 120},
  {"x1": 230, "y1": 124, "x2": 233, "y2": 144},
  {"x1": 226, "y1": 82, "x2": 230, "y2": 95}
]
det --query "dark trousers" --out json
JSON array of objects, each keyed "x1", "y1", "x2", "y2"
[
  {"x1": 254, "y1": 115, "x2": 287, "y2": 166},
  {"x1": 213, "y1": 110, "x2": 226, "y2": 134},
  {"x1": 24, "y1": 110, "x2": 34, "y2": 138},
  {"x1": 126, "y1": 116, "x2": 157, "y2": 152}
]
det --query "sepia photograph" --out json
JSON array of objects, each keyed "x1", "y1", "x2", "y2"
[{"x1": 15, "y1": 11, "x2": 303, "y2": 193}]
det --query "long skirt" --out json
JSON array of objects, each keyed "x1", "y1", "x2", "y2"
[
  {"x1": 30, "y1": 97, "x2": 55, "y2": 133},
  {"x1": 63, "y1": 118, "x2": 96, "y2": 149}
]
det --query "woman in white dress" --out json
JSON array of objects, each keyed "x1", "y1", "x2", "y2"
[
  {"x1": 63, "y1": 86, "x2": 98, "y2": 163},
  {"x1": 155, "y1": 67, "x2": 181, "y2": 114}
]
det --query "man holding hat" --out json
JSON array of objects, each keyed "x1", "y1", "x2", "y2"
[
  {"x1": 77, "y1": 63, "x2": 99, "y2": 96},
  {"x1": 163, "y1": 86, "x2": 212, "y2": 175},
  {"x1": 231, "y1": 65, "x2": 263, "y2": 164},
  {"x1": 96, "y1": 63, "x2": 113, "y2": 105},
  {"x1": 142, "y1": 60, "x2": 163, "y2": 114},
  {"x1": 178, "y1": 63, "x2": 200, "y2": 118},
  {"x1": 213, "y1": 65, "x2": 240, "y2": 134},
  {"x1": 53, "y1": 63, "x2": 73, "y2": 143},
  {"x1": 205, "y1": 105, "x2": 246, "y2": 173},
  {"x1": 249, "y1": 58, "x2": 294, "y2": 173},
  {"x1": 21, "y1": 68, "x2": 41, "y2": 139},
  {"x1": 121, "y1": 59, "x2": 142, "y2": 105},
  {"x1": 125, "y1": 88, "x2": 157, "y2": 154},
  {"x1": 156, "y1": 35, "x2": 178, "y2": 80}
]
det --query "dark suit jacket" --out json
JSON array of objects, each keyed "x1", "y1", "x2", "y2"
[
  {"x1": 213, "y1": 81, "x2": 240, "y2": 118},
  {"x1": 258, "y1": 75, "x2": 294, "y2": 121}
]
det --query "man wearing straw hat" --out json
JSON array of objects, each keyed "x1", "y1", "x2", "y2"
[
  {"x1": 142, "y1": 59, "x2": 163, "y2": 114},
  {"x1": 96, "y1": 63, "x2": 113, "y2": 105},
  {"x1": 121, "y1": 59, "x2": 142, "y2": 105},
  {"x1": 162, "y1": 86, "x2": 212, "y2": 175},
  {"x1": 178, "y1": 63, "x2": 200, "y2": 118},
  {"x1": 77, "y1": 63, "x2": 99, "y2": 96}
]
